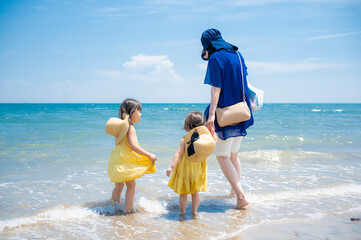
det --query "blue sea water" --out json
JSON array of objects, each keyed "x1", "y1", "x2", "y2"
[{"x1": 0, "y1": 103, "x2": 360, "y2": 239}]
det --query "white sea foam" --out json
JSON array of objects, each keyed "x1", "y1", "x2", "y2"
[
  {"x1": 135, "y1": 197, "x2": 168, "y2": 214},
  {"x1": 71, "y1": 184, "x2": 83, "y2": 190},
  {"x1": 0, "y1": 205, "x2": 98, "y2": 232},
  {"x1": 240, "y1": 150, "x2": 334, "y2": 164},
  {"x1": 86, "y1": 200, "x2": 123, "y2": 216},
  {"x1": 247, "y1": 183, "x2": 361, "y2": 204},
  {"x1": 0, "y1": 183, "x2": 12, "y2": 187},
  {"x1": 241, "y1": 150, "x2": 283, "y2": 163},
  {"x1": 312, "y1": 109, "x2": 343, "y2": 113}
]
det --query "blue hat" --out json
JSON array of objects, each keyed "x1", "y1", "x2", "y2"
[{"x1": 201, "y1": 28, "x2": 238, "y2": 52}]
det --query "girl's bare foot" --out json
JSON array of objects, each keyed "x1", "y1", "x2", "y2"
[
  {"x1": 110, "y1": 199, "x2": 123, "y2": 205},
  {"x1": 191, "y1": 212, "x2": 199, "y2": 219}
]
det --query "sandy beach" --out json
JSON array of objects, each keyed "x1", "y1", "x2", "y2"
[{"x1": 241, "y1": 211, "x2": 361, "y2": 240}]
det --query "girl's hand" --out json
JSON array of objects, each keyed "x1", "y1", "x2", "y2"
[
  {"x1": 148, "y1": 153, "x2": 157, "y2": 163},
  {"x1": 166, "y1": 167, "x2": 173, "y2": 177}
]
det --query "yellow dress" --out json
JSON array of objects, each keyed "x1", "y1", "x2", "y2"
[
  {"x1": 108, "y1": 134, "x2": 156, "y2": 183},
  {"x1": 168, "y1": 152, "x2": 207, "y2": 195}
]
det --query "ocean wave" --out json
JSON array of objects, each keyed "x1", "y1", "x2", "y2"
[
  {"x1": 84, "y1": 200, "x2": 124, "y2": 216},
  {"x1": 312, "y1": 109, "x2": 343, "y2": 113},
  {"x1": 85, "y1": 197, "x2": 169, "y2": 216},
  {"x1": 240, "y1": 150, "x2": 334, "y2": 165},
  {"x1": 247, "y1": 183, "x2": 361, "y2": 204},
  {"x1": 135, "y1": 197, "x2": 168, "y2": 214},
  {"x1": 0, "y1": 205, "x2": 98, "y2": 232},
  {"x1": 261, "y1": 134, "x2": 315, "y2": 145}
]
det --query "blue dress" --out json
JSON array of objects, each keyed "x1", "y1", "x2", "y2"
[{"x1": 204, "y1": 50, "x2": 254, "y2": 140}]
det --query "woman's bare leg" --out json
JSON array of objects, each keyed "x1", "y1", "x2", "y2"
[
  {"x1": 229, "y1": 152, "x2": 242, "y2": 198},
  {"x1": 217, "y1": 156, "x2": 249, "y2": 208}
]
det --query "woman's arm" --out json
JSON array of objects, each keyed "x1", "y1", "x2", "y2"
[
  {"x1": 166, "y1": 138, "x2": 185, "y2": 177},
  {"x1": 128, "y1": 125, "x2": 157, "y2": 162},
  {"x1": 206, "y1": 86, "x2": 221, "y2": 135}
]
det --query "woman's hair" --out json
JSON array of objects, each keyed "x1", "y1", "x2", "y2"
[
  {"x1": 119, "y1": 98, "x2": 142, "y2": 123},
  {"x1": 201, "y1": 43, "x2": 217, "y2": 60},
  {"x1": 207, "y1": 43, "x2": 217, "y2": 56},
  {"x1": 184, "y1": 111, "x2": 206, "y2": 132}
]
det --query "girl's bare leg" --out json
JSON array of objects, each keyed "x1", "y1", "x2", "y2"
[
  {"x1": 179, "y1": 194, "x2": 187, "y2": 215},
  {"x1": 229, "y1": 152, "x2": 242, "y2": 198},
  {"x1": 217, "y1": 156, "x2": 249, "y2": 208},
  {"x1": 112, "y1": 182, "x2": 124, "y2": 204},
  {"x1": 191, "y1": 192, "x2": 200, "y2": 215},
  {"x1": 125, "y1": 180, "x2": 136, "y2": 213}
]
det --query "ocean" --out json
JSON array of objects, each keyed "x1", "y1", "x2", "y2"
[{"x1": 0, "y1": 103, "x2": 360, "y2": 239}]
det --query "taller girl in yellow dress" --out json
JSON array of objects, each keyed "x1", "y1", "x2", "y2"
[{"x1": 106, "y1": 98, "x2": 157, "y2": 213}]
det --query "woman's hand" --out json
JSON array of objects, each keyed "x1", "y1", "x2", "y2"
[
  {"x1": 206, "y1": 114, "x2": 216, "y2": 136},
  {"x1": 206, "y1": 119, "x2": 215, "y2": 133},
  {"x1": 207, "y1": 86, "x2": 220, "y2": 137}
]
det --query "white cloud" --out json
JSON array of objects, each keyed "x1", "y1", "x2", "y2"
[
  {"x1": 98, "y1": 7, "x2": 122, "y2": 12},
  {"x1": 123, "y1": 54, "x2": 169, "y2": 69},
  {"x1": 35, "y1": 6, "x2": 46, "y2": 11},
  {"x1": 95, "y1": 54, "x2": 183, "y2": 83},
  {"x1": 93, "y1": 70, "x2": 123, "y2": 79},
  {"x1": 308, "y1": 31, "x2": 361, "y2": 41},
  {"x1": 233, "y1": 0, "x2": 283, "y2": 6},
  {"x1": 199, "y1": 63, "x2": 207, "y2": 71},
  {"x1": 247, "y1": 59, "x2": 350, "y2": 74},
  {"x1": 1, "y1": 50, "x2": 19, "y2": 58},
  {"x1": 145, "y1": 0, "x2": 193, "y2": 6},
  {"x1": 91, "y1": 7, "x2": 129, "y2": 18}
]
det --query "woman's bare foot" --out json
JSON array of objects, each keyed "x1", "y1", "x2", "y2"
[
  {"x1": 229, "y1": 188, "x2": 236, "y2": 198},
  {"x1": 236, "y1": 195, "x2": 249, "y2": 209}
]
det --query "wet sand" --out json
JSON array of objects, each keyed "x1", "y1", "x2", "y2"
[{"x1": 241, "y1": 211, "x2": 361, "y2": 240}]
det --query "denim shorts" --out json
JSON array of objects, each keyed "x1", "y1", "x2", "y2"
[{"x1": 215, "y1": 135, "x2": 243, "y2": 157}]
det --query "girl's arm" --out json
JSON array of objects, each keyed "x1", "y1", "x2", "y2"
[
  {"x1": 206, "y1": 86, "x2": 221, "y2": 136},
  {"x1": 128, "y1": 125, "x2": 157, "y2": 163},
  {"x1": 166, "y1": 138, "x2": 185, "y2": 177}
]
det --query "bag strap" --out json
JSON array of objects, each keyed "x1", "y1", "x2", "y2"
[{"x1": 236, "y1": 51, "x2": 246, "y2": 102}]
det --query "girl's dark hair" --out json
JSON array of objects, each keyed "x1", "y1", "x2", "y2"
[
  {"x1": 119, "y1": 98, "x2": 142, "y2": 124},
  {"x1": 184, "y1": 111, "x2": 206, "y2": 132}
]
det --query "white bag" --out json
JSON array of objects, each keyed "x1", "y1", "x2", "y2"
[{"x1": 247, "y1": 81, "x2": 264, "y2": 110}]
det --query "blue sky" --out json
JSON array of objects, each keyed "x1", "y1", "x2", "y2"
[{"x1": 0, "y1": 0, "x2": 360, "y2": 103}]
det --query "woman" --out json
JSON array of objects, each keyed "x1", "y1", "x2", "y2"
[{"x1": 201, "y1": 28, "x2": 254, "y2": 208}]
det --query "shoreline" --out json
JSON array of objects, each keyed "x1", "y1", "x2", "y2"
[{"x1": 240, "y1": 211, "x2": 361, "y2": 240}]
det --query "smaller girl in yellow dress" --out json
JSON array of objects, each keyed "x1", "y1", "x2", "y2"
[
  {"x1": 166, "y1": 111, "x2": 216, "y2": 215},
  {"x1": 106, "y1": 98, "x2": 157, "y2": 213}
]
